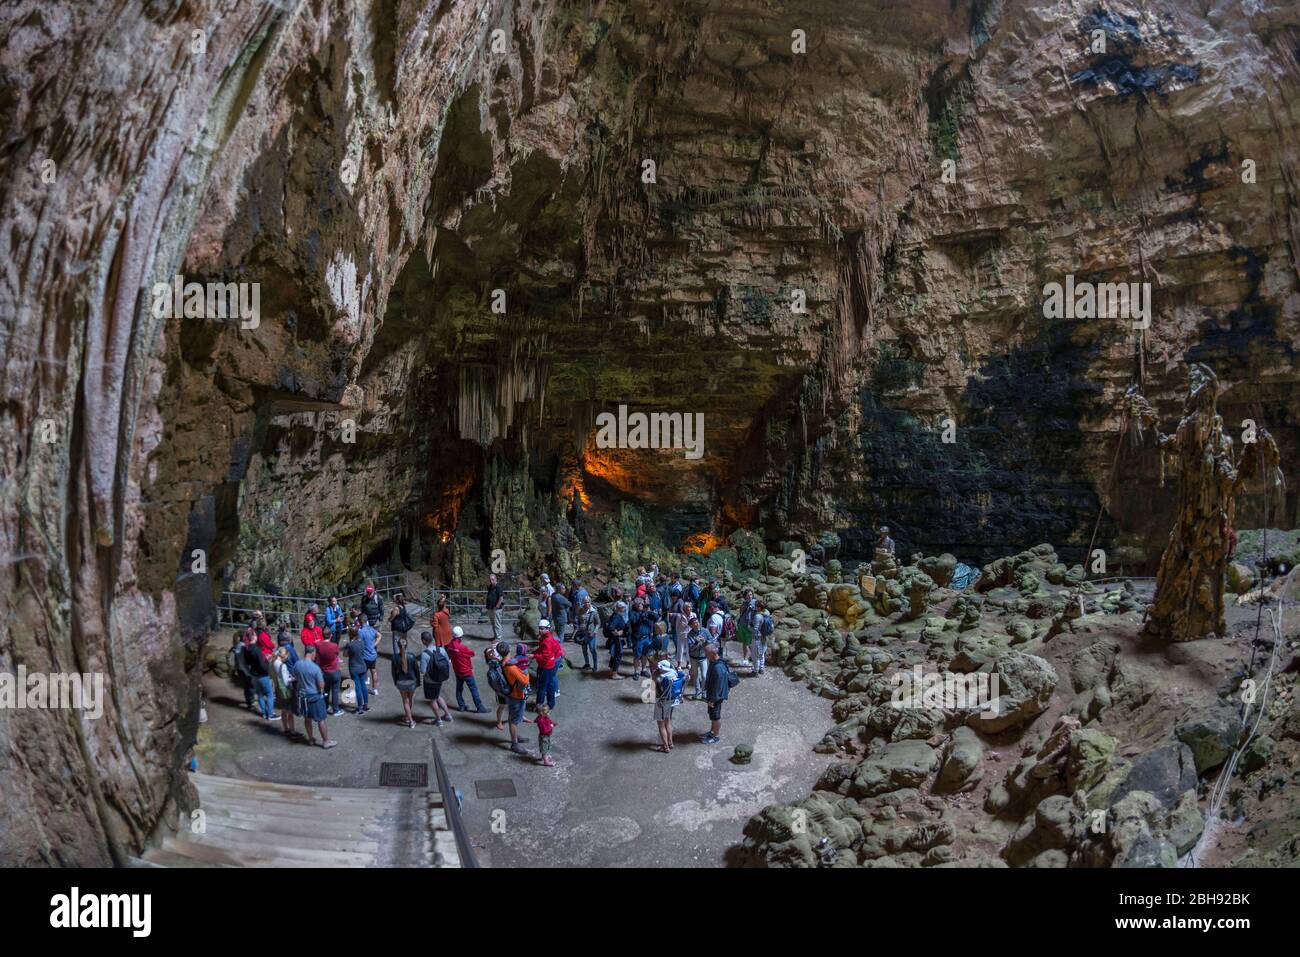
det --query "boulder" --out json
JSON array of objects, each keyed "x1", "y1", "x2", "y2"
[
  {"x1": 1067, "y1": 728, "x2": 1116, "y2": 793},
  {"x1": 1108, "y1": 743, "x2": 1198, "y2": 810},
  {"x1": 1226, "y1": 562, "x2": 1256, "y2": 594},
  {"x1": 850, "y1": 740, "x2": 939, "y2": 797},
  {"x1": 1175, "y1": 705, "x2": 1244, "y2": 775},
  {"x1": 934, "y1": 726, "x2": 984, "y2": 792},
  {"x1": 967, "y1": 651, "x2": 1058, "y2": 734},
  {"x1": 917, "y1": 553, "x2": 957, "y2": 588}
]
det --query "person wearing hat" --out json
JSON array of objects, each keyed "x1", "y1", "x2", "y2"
[
  {"x1": 531, "y1": 619, "x2": 564, "y2": 711},
  {"x1": 653, "y1": 658, "x2": 684, "y2": 753},
  {"x1": 538, "y1": 573, "x2": 555, "y2": 620},
  {"x1": 448, "y1": 626, "x2": 488, "y2": 713},
  {"x1": 361, "y1": 583, "x2": 384, "y2": 626}
]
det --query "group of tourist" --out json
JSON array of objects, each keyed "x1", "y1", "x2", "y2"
[{"x1": 227, "y1": 563, "x2": 770, "y2": 763}]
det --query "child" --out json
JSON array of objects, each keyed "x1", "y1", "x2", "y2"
[{"x1": 536, "y1": 703, "x2": 556, "y2": 767}]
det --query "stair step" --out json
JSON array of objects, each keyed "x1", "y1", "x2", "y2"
[{"x1": 165, "y1": 832, "x2": 380, "y2": 866}]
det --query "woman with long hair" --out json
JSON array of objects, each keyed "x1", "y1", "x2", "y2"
[
  {"x1": 272, "y1": 646, "x2": 299, "y2": 738},
  {"x1": 391, "y1": 634, "x2": 421, "y2": 728}
]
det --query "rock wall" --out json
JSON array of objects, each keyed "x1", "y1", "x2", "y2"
[{"x1": 2, "y1": 0, "x2": 1298, "y2": 863}]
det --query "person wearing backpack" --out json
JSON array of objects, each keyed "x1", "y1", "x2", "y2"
[
  {"x1": 486, "y1": 642, "x2": 511, "y2": 731},
  {"x1": 324, "y1": 595, "x2": 344, "y2": 638},
  {"x1": 653, "y1": 659, "x2": 685, "y2": 753},
  {"x1": 702, "y1": 643, "x2": 737, "y2": 744},
  {"x1": 753, "y1": 601, "x2": 774, "y2": 676},
  {"x1": 388, "y1": 592, "x2": 416, "y2": 656},
  {"x1": 503, "y1": 645, "x2": 532, "y2": 755},
  {"x1": 362, "y1": 583, "x2": 384, "y2": 626},
  {"x1": 417, "y1": 631, "x2": 453, "y2": 727}
]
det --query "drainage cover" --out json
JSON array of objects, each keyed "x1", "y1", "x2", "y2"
[
  {"x1": 379, "y1": 762, "x2": 428, "y2": 787},
  {"x1": 474, "y1": 778, "x2": 517, "y2": 799}
]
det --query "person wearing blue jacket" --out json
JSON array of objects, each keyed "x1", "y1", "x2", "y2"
[
  {"x1": 630, "y1": 598, "x2": 655, "y2": 677},
  {"x1": 702, "y1": 643, "x2": 733, "y2": 744}
]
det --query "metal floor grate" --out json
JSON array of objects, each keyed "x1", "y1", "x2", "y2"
[
  {"x1": 379, "y1": 762, "x2": 429, "y2": 788},
  {"x1": 474, "y1": 778, "x2": 517, "y2": 799}
]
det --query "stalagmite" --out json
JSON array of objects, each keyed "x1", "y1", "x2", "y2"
[{"x1": 1123, "y1": 364, "x2": 1282, "y2": 642}]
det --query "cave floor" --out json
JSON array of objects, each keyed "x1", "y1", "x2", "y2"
[{"x1": 199, "y1": 621, "x2": 835, "y2": 868}]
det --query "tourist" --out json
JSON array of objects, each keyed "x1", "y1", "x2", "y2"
[
  {"x1": 486, "y1": 573, "x2": 505, "y2": 641},
  {"x1": 550, "y1": 583, "x2": 572, "y2": 641},
  {"x1": 272, "y1": 646, "x2": 298, "y2": 738},
  {"x1": 292, "y1": 644, "x2": 335, "y2": 749},
  {"x1": 656, "y1": 575, "x2": 672, "y2": 626},
  {"x1": 486, "y1": 642, "x2": 510, "y2": 731},
  {"x1": 670, "y1": 597, "x2": 690, "y2": 669},
  {"x1": 362, "y1": 583, "x2": 384, "y2": 626},
  {"x1": 701, "y1": 643, "x2": 735, "y2": 744},
  {"x1": 448, "y1": 627, "x2": 488, "y2": 713},
  {"x1": 324, "y1": 595, "x2": 344, "y2": 638},
  {"x1": 572, "y1": 578, "x2": 590, "y2": 610},
  {"x1": 736, "y1": 587, "x2": 757, "y2": 666},
  {"x1": 576, "y1": 597, "x2": 600, "y2": 670},
  {"x1": 299, "y1": 612, "x2": 322, "y2": 650},
  {"x1": 504, "y1": 645, "x2": 532, "y2": 754},
  {"x1": 432, "y1": 593, "x2": 453, "y2": 648},
  {"x1": 630, "y1": 597, "x2": 655, "y2": 677},
  {"x1": 416, "y1": 631, "x2": 452, "y2": 727},
  {"x1": 229, "y1": 630, "x2": 255, "y2": 711},
  {"x1": 255, "y1": 615, "x2": 276, "y2": 659},
  {"x1": 317, "y1": 626, "x2": 344, "y2": 716},
  {"x1": 604, "y1": 600, "x2": 628, "y2": 679},
  {"x1": 244, "y1": 633, "x2": 276, "y2": 720},
  {"x1": 276, "y1": 625, "x2": 299, "y2": 665},
  {"x1": 358, "y1": 616, "x2": 380, "y2": 697},
  {"x1": 345, "y1": 624, "x2": 370, "y2": 714},
  {"x1": 388, "y1": 592, "x2": 416, "y2": 656},
  {"x1": 391, "y1": 634, "x2": 422, "y2": 728},
  {"x1": 538, "y1": 573, "x2": 555, "y2": 619},
  {"x1": 653, "y1": 658, "x2": 684, "y2": 753},
  {"x1": 877, "y1": 525, "x2": 895, "y2": 557},
  {"x1": 752, "y1": 600, "x2": 774, "y2": 675},
  {"x1": 532, "y1": 620, "x2": 564, "y2": 711},
  {"x1": 536, "y1": 703, "x2": 556, "y2": 767},
  {"x1": 687, "y1": 614, "x2": 709, "y2": 698}
]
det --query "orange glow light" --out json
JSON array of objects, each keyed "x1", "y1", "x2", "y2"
[{"x1": 682, "y1": 531, "x2": 724, "y2": 555}]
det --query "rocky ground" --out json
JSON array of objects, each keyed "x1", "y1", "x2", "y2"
[{"x1": 684, "y1": 534, "x2": 1300, "y2": 868}]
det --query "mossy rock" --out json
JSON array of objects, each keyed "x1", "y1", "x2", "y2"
[{"x1": 732, "y1": 743, "x2": 754, "y2": 765}]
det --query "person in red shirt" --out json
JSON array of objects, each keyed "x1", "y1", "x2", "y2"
[
  {"x1": 447, "y1": 627, "x2": 488, "y2": 713},
  {"x1": 432, "y1": 595, "x2": 453, "y2": 648},
  {"x1": 531, "y1": 622, "x2": 564, "y2": 712},
  {"x1": 300, "y1": 613, "x2": 323, "y2": 649},
  {"x1": 316, "y1": 631, "x2": 344, "y2": 716}
]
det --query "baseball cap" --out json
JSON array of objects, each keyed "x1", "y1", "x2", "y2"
[
  {"x1": 452, "y1": 626, "x2": 463, "y2": 638},
  {"x1": 539, "y1": 619, "x2": 550, "y2": 629}
]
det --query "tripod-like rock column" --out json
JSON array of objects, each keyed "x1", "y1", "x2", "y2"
[{"x1": 1124, "y1": 364, "x2": 1281, "y2": 642}]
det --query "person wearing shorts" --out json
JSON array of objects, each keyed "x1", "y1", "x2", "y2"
[
  {"x1": 702, "y1": 643, "x2": 730, "y2": 745},
  {"x1": 504, "y1": 652, "x2": 531, "y2": 755},
  {"x1": 291, "y1": 645, "x2": 335, "y2": 749},
  {"x1": 653, "y1": 659, "x2": 680, "y2": 753}
]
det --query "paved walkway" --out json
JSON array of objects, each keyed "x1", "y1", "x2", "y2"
[{"x1": 200, "y1": 622, "x2": 833, "y2": 867}]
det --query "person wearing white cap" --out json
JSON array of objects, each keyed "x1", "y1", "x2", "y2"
[
  {"x1": 448, "y1": 626, "x2": 489, "y2": 713},
  {"x1": 653, "y1": 658, "x2": 683, "y2": 752}
]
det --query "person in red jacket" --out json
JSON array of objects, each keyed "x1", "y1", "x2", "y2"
[
  {"x1": 447, "y1": 627, "x2": 489, "y2": 713},
  {"x1": 300, "y1": 613, "x2": 323, "y2": 649},
  {"x1": 531, "y1": 621, "x2": 564, "y2": 712}
]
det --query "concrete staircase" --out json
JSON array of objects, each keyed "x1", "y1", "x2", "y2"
[{"x1": 136, "y1": 773, "x2": 458, "y2": 868}]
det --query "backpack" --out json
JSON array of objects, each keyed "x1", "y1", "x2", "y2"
[
  {"x1": 425, "y1": 647, "x2": 451, "y2": 683},
  {"x1": 724, "y1": 662, "x2": 740, "y2": 689},
  {"x1": 669, "y1": 669, "x2": 687, "y2": 702},
  {"x1": 393, "y1": 607, "x2": 414, "y2": 633},
  {"x1": 487, "y1": 660, "x2": 511, "y2": 697},
  {"x1": 758, "y1": 612, "x2": 775, "y2": 638},
  {"x1": 722, "y1": 616, "x2": 738, "y2": 642}
]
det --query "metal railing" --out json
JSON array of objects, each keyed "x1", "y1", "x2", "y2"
[
  {"x1": 218, "y1": 573, "x2": 411, "y2": 626},
  {"x1": 422, "y1": 585, "x2": 526, "y2": 624},
  {"x1": 430, "y1": 735, "x2": 479, "y2": 868}
]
